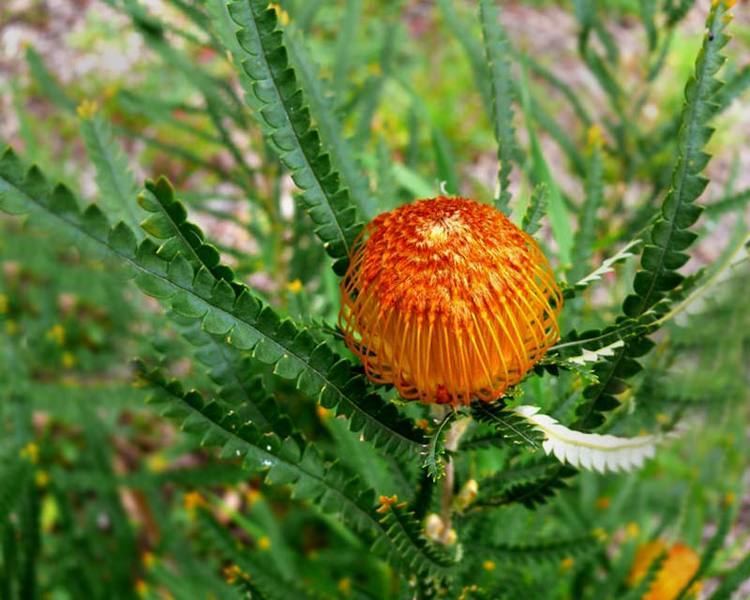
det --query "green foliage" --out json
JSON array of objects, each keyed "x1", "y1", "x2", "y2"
[
  {"x1": 137, "y1": 361, "x2": 451, "y2": 579},
  {"x1": 569, "y1": 132, "x2": 604, "y2": 283},
  {"x1": 285, "y1": 28, "x2": 375, "y2": 217},
  {"x1": 708, "y1": 550, "x2": 750, "y2": 600},
  {"x1": 473, "y1": 534, "x2": 598, "y2": 565},
  {"x1": 519, "y1": 78, "x2": 574, "y2": 267},
  {"x1": 422, "y1": 410, "x2": 456, "y2": 481},
  {"x1": 79, "y1": 111, "x2": 145, "y2": 236},
  {"x1": 478, "y1": 0, "x2": 517, "y2": 212},
  {"x1": 470, "y1": 403, "x2": 544, "y2": 450},
  {"x1": 0, "y1": 150, "x2": 425, "y2": 458},
  {"x1": 474, "y1": 457, "x2": 577, "y2": 510},
  {"x1": 224, "y1": 0, "x2": 364, "y2": 275},
  {"x1": 623, "y1": 4, "x2": 730, "y2": 319},
  {"x1": 675, "y1": 505, "x2": 735, "y2": 599},
  {"x1": 522, "y1": 183, "x2": 548, "y2": 235},
  {"x1": 137, "y1": 177, "x2": 236, "y2": 282},
  {"x1": 1, "y1": 0, "x2": 748, "y2": 598},
  {"x1": 574, "y1": 2, "x2": 735, "y2": 428}
]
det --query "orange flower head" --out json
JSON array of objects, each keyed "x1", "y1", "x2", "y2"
[
  {"x1": 339, "y1": 197, "x2": 562, "y2": 405},
  {"x1": 629, "y1": 541, "x2": 701, "y2": 600}
]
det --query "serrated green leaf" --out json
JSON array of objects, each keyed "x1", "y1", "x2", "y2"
[{"x1": 220, "y1": 0, "x2": 364, "y2": 274}]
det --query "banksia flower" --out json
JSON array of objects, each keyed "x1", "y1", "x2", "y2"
[
  {"x1": 628, "y1": 541, "x2": 701, "y2": 600},
  {"x1": 339, "y1": 197, "x2": 561, "y2": 405}
]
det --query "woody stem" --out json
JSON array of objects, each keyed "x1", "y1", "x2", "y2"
[
  {"x1": 440, "y1": 457, "x2": 454, "y2": 540},
  {"x1": 439, "y1": 410, "x2": 470, "y2": 543}
]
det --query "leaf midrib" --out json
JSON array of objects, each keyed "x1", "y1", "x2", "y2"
[
  {"x1": 87, "y1": 119, "x2": 142, "y2": 230},
  {"x1": 156, "y1": 379, "x2": 449, "y2": 576},
  {"x1": 2, "y1": 174, "x2": 423, "y2": 453},
  {"x1": 235, "y1": 0, "x2": 353, "y2": 257},
  {"x1": 635, "y1": 12, "x2": 721, "y2": 317}
]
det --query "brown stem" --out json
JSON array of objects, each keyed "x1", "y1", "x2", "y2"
[
  {"x1": 440, "y1": 455, "x2": 455, "y2": 540},
  {"x1": 437, "y1": 410, "x2": 470, "y2": 544}
]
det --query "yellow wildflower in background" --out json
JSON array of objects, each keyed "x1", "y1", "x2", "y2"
[
  {"x1": 338, "y1": 578, "x2": 351, "y2": 595},
  {"x1": 146, "y1": 453, "x2": 168, "y2": 473},
  {"x1": 560, "y1": 557, "x2": 575, "y2": 571},
  {"x1": 244, "y1": 488, "x2": 262, "y2": 506},
  {"x1": 20, "y1": 442, "x2": 39, "y2": 464},
  {"x1": 183, "y1": 491, "x2": 207, "y2": 513},
  {"x1": 47, "y1": 324, "x2": 65, "y2": 345},
  {"x1": 61, "y1": 352, "x2": 76, "y2": 369},
  {"x1": 222, "y1": 564, "x2": 243, "y2": 584},
  {"x1": 35, "y1": 470, "x2": 50, "y2": 488},
  {"x1": 142, "y1": 552, "x2": 156, "y2": 569},
  {"x1": 626, "y1": 522, "x2": 641, "y2": 540},
  {"x1": 76, "y1": 99, "x2": 99, "y2": 119},
  {"x1": 286, "y1": 279, "x2": 303, "y2": 294}
]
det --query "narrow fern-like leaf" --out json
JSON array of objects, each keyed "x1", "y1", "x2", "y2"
[
  {"x1": 522, "y1": 183, "x2": 548, "y2": 235},
  {"x1": 623, "y1": 2, "x2": 733, "y2": 318},
  {"x1": 478, "y1": 0, "x2": 516, "y2": 213},
  {"x1": 374, "y1": 501, "x2": 455, "y2": 579},
  {"x1": 715, "y1": 64, "x2": 750, "y2": 112},
  {"x1": 138, "y1": 364, "x2": 451, "y2": 579},
  {"x1": 435, "y1": 0, "x2": 492, "y2": 111},
  {"x1": 475, "y1": 461, "x2": 576, "y2": 510},
  {"x1": 198, "y1": 513, "x2": 313, "y2": 600},
  {"x1": 569, "y1": 128, "x2": 605, "y2": 283},
  {"x1": 422, "y1": 411, "x2": 456, "y2": 482},
  {"x1": 471, "y1": 403, "x2": 543, "y2": 449},
  {"x1": 675, "y1": 504, "x2": 735, "y2": 600},
  {"x1": 79, "y1": 110, "x2": 145, "y2": 237},
  {"x1": 168, "y1": 314, "x2": 289, "y2": 436},
  {"x1": 515, "y1": 52, "x2": 592, "y2": 128},
  {"x1": 331, "y1": 0, "x2": 362, "y2": 98},
  {"x1": 573, "y1": 2, "x2": 735, "y2": 429},
  {"x1": 285, "y1": 28, "x2": 375, "y2": 218},
  {"x1": 476, "y1": 456, "x2": 561, "y2": 498},
  {"x1": 639, "y1": 0, "x2": 657, "y2": 52},
  {"x1": 137, "y1": 177, "x2": 235, "y2": 282},
  {"x1": 664, "y1": 0, "x2": 697, "y2": 27},
  {"x1": 518, "y1": 67, "x2": 573, "y2": 267},
  {"x1": 472, "y1": 534, "x2": 598, "y2": 565},
  {"x1": 705, "y1": 186, "x2": 750, "y2": 217},
  {"x1": 707, "y1": 550, "x2": 750, "y2": 600},
  {"x1": 0, "y1": 148, "x2": 427, "y2": 458},
  {"x1": 222, "y1": 0, "x2": 364, "y2": 275},
  {"x1": 25, "y1": 47, "x2": 76, "y2": 112}
]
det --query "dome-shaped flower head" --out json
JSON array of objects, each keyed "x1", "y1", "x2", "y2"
[
  {"x1": 339, "y1": 197, "x2": 562, "y2": 405},
  {"x1": 629, "y1": 541, "x2": 700, "y2": 600}
]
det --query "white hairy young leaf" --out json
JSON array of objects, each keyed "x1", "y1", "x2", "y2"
[
  {"x1": 567, "y1": 339, "x2": 625, "y2": 366},
  {"x1": 513, "y1": 405, "x2": 659, "y2": 473},
  {"x1": 573, "y1": 239, "x2": 642, "y2": 291}
]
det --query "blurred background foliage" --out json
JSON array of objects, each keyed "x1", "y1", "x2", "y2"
[{"x1": 0, "y1": 0, "x2": 749, "y2": 598}]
